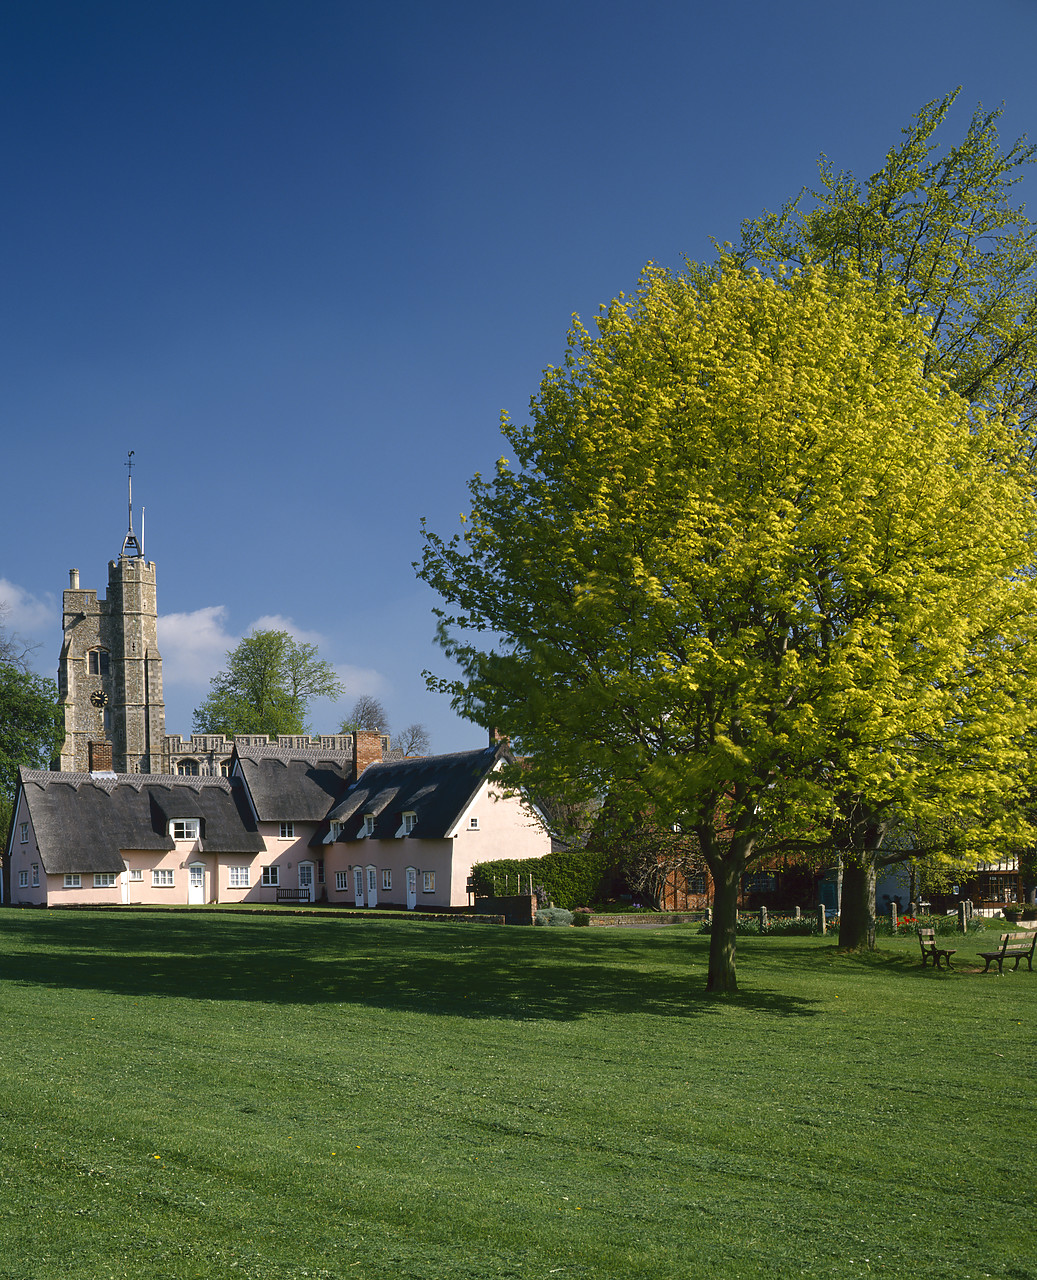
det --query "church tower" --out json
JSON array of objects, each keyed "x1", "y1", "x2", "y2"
[{"x1": 57, "y1": 456, "x2": 166, "y2": 773}]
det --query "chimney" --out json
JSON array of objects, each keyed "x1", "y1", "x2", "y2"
[
  {"x1": 353, "y1": 730, "x2": 383, "y2": 779},
  {"x1": 69, "y1": 568, "x2": 80, "y2": 589}
]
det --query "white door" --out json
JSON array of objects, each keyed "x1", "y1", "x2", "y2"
[
  {"x1": 298, "y1": 862, "x2": 314, "y2": 903},
  {"x1": 188, "y1": 863, "x2": 205, "y2": 905},
  {"x1": 354, "y1": 864, "x2": 365, "y2": 906},
  {"x1": 406, "y1": 866, "x2": 417, "y2": 910},
  {"x1": 366, "y1": 865, "x2": 378, "y2": 908}
]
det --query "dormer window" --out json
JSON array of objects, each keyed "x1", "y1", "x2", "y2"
[
  {"x1": 329, "y1": 821, "x2": 343, "y2": 839},
  {"x1": 403, "y1": 812, "x2": 417, "y2": 835},
  {"x1": 363, "y1": 814, "x2": 375, "y2": 837},
  {"x1": 171, "y1": 818, "x2": 200, "y2": 841}
]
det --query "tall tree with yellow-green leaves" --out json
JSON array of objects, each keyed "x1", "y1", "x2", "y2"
[
  {"x1": 420, "y1": 264, "x2": 1037, "y2": 992},
  {"x1": 733, "y1": 90, "x2": 1037, "y2": 946}
]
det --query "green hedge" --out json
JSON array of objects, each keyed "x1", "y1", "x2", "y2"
[{"x1": 471, "y1": 848, "x2": 621, "y2": 910}]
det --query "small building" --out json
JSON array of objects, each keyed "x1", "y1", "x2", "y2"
[{"x1": 322, "y1": 743, "x2": 551, "y2": 909}]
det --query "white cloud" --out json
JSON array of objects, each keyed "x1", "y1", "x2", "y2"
[
  {"x1": 333, "y1": 664, "x2": 387, "y2": 697},
  {"x1": 0, "y1": 578, "x2": 56, "y2": 636},
  {"x1": 250, "y1": 613, "x2": 327, "y2": 647},
  {"x1": 157, "y1": 606, "x2": 238, "y2": 687}
]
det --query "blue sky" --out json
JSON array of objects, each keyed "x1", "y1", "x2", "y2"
[{"x1": 3, "y1": 0, "x2": 1037, "y2": 752}]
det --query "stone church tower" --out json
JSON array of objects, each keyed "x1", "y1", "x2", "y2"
[{"x1": 57, "y1": 471, "x2": 166, "y2": 773}]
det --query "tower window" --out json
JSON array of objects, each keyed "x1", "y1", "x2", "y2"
[
  {"x1": 177, "y1": 759, "x2": 199, "y2": 776},
  {"x1": 87, "y1": 650, "x2": 110, "y2": 676}
]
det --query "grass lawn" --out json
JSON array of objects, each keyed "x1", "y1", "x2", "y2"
[{"x1": 0, "y1": 911, "x2": 1033, "y2": 1280}]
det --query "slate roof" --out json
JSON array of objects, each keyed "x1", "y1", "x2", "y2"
[
  {"x1": 17, "y1": 769, "x2": 263, "y2": 874},
  {"x1": 325, "y1": 745, "x2": 506, "y2": 841},
  {"x1": 233, "y1": 746, "x2": 355, "y2": 822}
]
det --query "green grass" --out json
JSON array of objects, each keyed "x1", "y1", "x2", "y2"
[{"x1": 0, "y1": 912, "x2": 1033, "y2": 1280}]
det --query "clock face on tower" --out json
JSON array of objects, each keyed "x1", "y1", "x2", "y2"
[{"x1": 90, "y1": 690, "x2": 109, "y2": 709}]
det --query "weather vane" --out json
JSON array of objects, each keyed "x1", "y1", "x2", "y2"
[{"x1": 120, "y1": 449, "x2": 142, "y2": 557}]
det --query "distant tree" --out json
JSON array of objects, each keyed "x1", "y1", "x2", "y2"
[
  {"x1": 592, "y1": 803, "x2": 706, "y2": 912},
  {"x1": 340, "y1": 694, "x2": 390, "y2": 735},
  {"x1": 0, "y1": 662, "x2": 63, "y2": 839},
  {"x1": 193, "y1": 630, "x2": 343, "y2": 738},
  {"x1": 395, "y1": 722, "x2": 431, "y2": 755}
]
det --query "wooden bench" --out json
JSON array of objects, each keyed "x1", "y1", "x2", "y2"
[
  {"x1": 978, "y1": 931, "x2": 1037, "y2": 975},
  {"x1": 918, "y1": 928, "x2": 956, "y2": 970},
  {"x1": 276, "y1": 889, "x2": 311, "y2": 904}
]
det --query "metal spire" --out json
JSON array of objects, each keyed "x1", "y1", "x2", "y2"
[{"x1": 120, "y1": 450, "x2": 142, "y2": 557}]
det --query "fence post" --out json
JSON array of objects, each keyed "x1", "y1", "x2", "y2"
[
  {"x1": 759, "y1": 906, "x2": 768, "y2": 932},
  {"x1": 958, "y1": 901, "x2": 968, "y2": 934},
  {"x1": 794, "y1": 905, "x2": 801, "y2": 920},
  {"x1": 816, "y1": 904, "x2": 827, "y2": 935},
  {"x1": 908, "y1": 900, "x2": 917, "y2": 916},
  {"x1": 890, "y1": 901, "x2": 898, "y2": 933},
  {"x1": 704, "y1": 906, "x2": 711, "y2": 927}
]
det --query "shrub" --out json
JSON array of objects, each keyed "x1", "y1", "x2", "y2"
[
  {"x1": 535, "y1": 907, "x2": 574, "y2": 927},
  {"x1": 473, "y1": 849, "x2": 621, "y2": 910},
  {"x1": 571, "y1": 908, "x2": 592, "y2": 927}
]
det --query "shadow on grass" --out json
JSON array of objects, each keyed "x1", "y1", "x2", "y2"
[{"x1": 0, "y1": 910, "x2": 823, "y2": 1022}]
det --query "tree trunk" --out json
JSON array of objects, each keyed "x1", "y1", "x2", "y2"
[
  {"x1": 838, "y1": 859, "x2": 877, "y2": 950},
  {"x1": 706, "y1": 857, "x2": 742, "y2": 993}
]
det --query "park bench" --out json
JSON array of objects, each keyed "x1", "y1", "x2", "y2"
[
  {"x1": 918, "y1": 928, "x2": 956, "y2": 970},
  {"x1": 978, "y1": 931, "x2": 1037, "y2": 975},
  {"x1": 276, "y1": 889, "x2": 311, "y2": 904}
]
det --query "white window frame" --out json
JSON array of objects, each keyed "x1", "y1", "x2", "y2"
[
  {"x1": 422, "y1": 871, "x2": 435, "y2": 893},
  {"x1": 19, "y1": 822, "x2": 28, "y2": 844},
  {"x1": 129, "y1": 868, "x2": 144, "y2": 882},
  {"x1": 64, "y1": 874, "x2": 81, "y2": 888},
  {"x1": 363, "y1": 815, "x2": 375, "y2": 837},
  {"x1": 32, "y1": 864, "x2": 39, "y2": 886},
  {"x1": 468, "y1": 816, "x2": 480, "y2": 831},
  {"x1": 93, "y1": 873, "x2": 116, "y2": 888},
  {"x1": 228, "y1": 866, "x2": 250, "y2": 889},
  {"x1": 398, "y1": 812, "x2": 417, "y2": 837},
  {"x1": 152, "y1": 869, "x2": 175, "y2": 887},
  {"x1": 171, "y1": 818, "x2": 200, "y2": 841},
  {"x1": 279, "y1": 821, "x2": 295, "y2": 840},
  {"x1": 335, "y1": 870, "x2": 349, "y2": 891},
  {"x1": 261, "y1": 865, "x2": 279, "y2": 887},
  {"x1": 329, "y1": 821, "x2": 343, "y2": 839},
  {"x1": 382, "y1": 868, "x2": 392, "y2": 891},
  {"x1": 18, "y1": 870, "x2": 28, "y2": 887}
]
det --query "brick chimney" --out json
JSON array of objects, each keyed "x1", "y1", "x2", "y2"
[{"x1": 353, "y1": 730, "x2": 383, "y2": 779}]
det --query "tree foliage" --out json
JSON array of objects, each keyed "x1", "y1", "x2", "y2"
[
  {"x1": 733, "y1": 91, "x2": 1037, "y2": 944},
  {"x1": 1, "y1": 661, "x2": 63, "y2": 839},
  {"x1": 420, "y1": 263, "x2": 1037, "y2": 992},
  {"x1": 193, "y1": 630, "x2": 343, "y2": 738},
  {"x1": 734, "y1": 89, "x2": 1037, "y2": 439}
]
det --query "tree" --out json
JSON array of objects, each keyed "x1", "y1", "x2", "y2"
[
  {"x1": 340, "y1": 694, "x2": 390, "y2": 734},
  {"x1": 0, "y1": 662, "x2": 63, "y2": 841},
  {"x1": 395, "y1": 722, "x2": 431, "y2": 755},
  {"x1": 733, "y1": 91, "x2": 1037, "y2": 946},
  {"x1": 193, "y1": 630, "x2": 343, "y2": 738},
  {"x1": 734, "y1": 89, "x2": 1037, "y2": 437},
  {"x1": 420, "y1": 263, "x2": 1037, "y2": 992}
]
